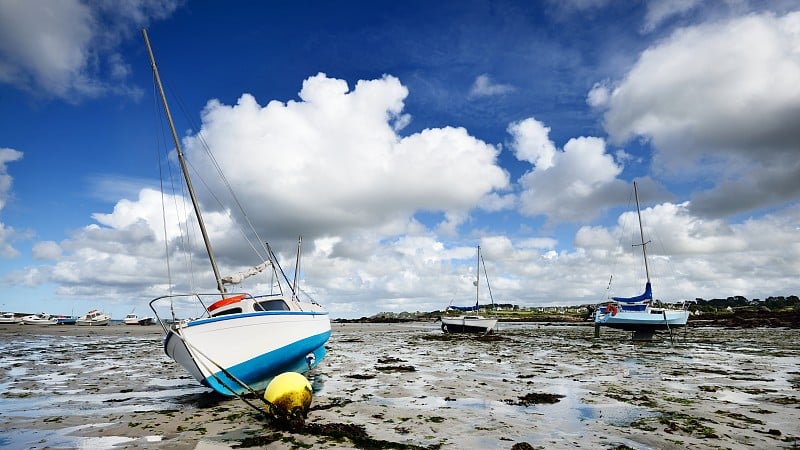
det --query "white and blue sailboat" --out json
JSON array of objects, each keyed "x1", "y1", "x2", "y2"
[
  {"x1": 142, "y1": 29, "x2": 330, "y2": 396},
  {"x1": 441, "y1": 246, "x2": 498, "y2": 334},
  {"x1": 595, "y1": 181, "x2": 689, "y2": 339}
]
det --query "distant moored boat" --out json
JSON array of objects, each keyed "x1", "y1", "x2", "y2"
[
  {"x1": 124, "y1": 313, "x2": 155, "y2": 326},
  {"x1": 0, "y1": 312, "x2": 21, "y2": 324},
  {"x1": 440, "y1": 245, "x2": 498, "y2": 334},
  {"x1": 21, "y1": 313, "x2": 58, "y2": 326},
  {"x1": 76, "y1": 309, "x2": 111, "y2": 326}
]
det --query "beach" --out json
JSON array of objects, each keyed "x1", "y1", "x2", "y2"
[{"x1": 0, "y1": 322, "x2": 798, "y2": 449}]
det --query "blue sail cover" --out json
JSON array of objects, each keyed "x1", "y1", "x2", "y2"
[
  {"x1": 612, "y1": 282, "x2": 652, "y2": 303},
  {"x1": 448, "y1": 305, "x2": 479, "y2": 312}
]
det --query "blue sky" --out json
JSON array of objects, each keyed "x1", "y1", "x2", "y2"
[{"x1": 0, "y1": 0, "x2": 798, "y2": 319}]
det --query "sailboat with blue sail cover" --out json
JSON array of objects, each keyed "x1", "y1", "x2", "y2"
[{"x1": 595, "y1": 181, "x2": 689, "y2": 338}]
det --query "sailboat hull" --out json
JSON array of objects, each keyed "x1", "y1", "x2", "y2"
[
  {"x1": 441, "y1": 316, "x2": 498, "y2": 334},
  {"x1": 595, "y1": 309, "x2": 688, "y2": 332},
  {"x1": 165, "y1": 310, "x2": 331, "y2": 396}
]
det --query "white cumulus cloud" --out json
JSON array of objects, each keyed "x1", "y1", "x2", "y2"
[
  {"x1": 596, "y1": 11, "x2": 800, "y2": 217},
  {"x1": 509, "y1": 121, "x2": 628, "y2": 223}
]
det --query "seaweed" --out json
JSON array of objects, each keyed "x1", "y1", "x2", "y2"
[
  {"x1": 504, "y1": 392, "x2": 565, "y2": 406},
  {"x1": 376, "y1": 365, "x2": 416, "y2": 372},
  {"x1": 715, "y1": 409, "x2": 765, "y2": 425}
]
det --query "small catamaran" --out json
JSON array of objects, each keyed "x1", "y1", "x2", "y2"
[
  {"x1": 595, "y1": 181, "x2": 689, "y2": 340},
  {"x1": 142, "y1": 29, "x2": 330, "y2": 396},
  {"x1": 440, "y1": 245, "x2": 498, "y2": 334}
]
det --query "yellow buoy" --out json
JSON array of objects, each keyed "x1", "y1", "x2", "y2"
[{"x1": 263, "y1": 372, "x2": 313, "y2": 427}]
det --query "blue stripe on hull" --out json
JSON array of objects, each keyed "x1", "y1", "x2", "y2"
[
  {"x1": 202, "y1": 330, "x2": 331, "y2": 396},
  {"x1": 595, "y1": 311, "x2": 688, "y2": 332}
]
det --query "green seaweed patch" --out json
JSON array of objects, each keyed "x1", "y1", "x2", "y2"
[
  {"x1": 662, "y1": 396, "x2": 694, "y2": 406},
  {"x1": 736, "y1": 386, "x2": 777, "y2": 395},
  {"x1": 376, "y1": 365, "x2": 416, "y2": 372},
  {"x1": 510, "y1": 443, "x2": 537, "y2": 450},
  {"x1": 504, "y1": 392, "x2": 564, "y2": 406},
  {"x1": 235, "y1": 432, "x2": 283, "y2": 447},
  {"x1": 754, "y1": 428, "x2": 784, "y2": 438},
  {"x1": 302, "y1": 422, "x2": 438, "y2": 450},
  {"x1": 659, "y1": 412, "x2": 718, "y2": 438},
  {"x1": 309, "y1": 397, "x2": 353, "y2": 411},
  {"x1": 378, "y1": 357, "x2": 406, "y2": 364},
  {"x1": 475, "y1": 334, "x2": 507, "y2": 342},
  {"x1": 730, "y1": 376, "x2": 775, "y2": 382},
  {"x1": 420, "y1": 334, "x2": 454, "y2": 341},
  {"x1": 605, "y1": 389, "x2": 658, "y2": 408},
  {"x1": 692, "y1": 367, "x2": 731, "y2": 375},
  {"x1": 104, "y1": 397, "x2": 133, "y2": 403},
  {"x1": 767, "y1": 396, "x2": 800, "y2": 405},
  {"x1": 629, "y1": 417, "x2": 658, "y2": 432},
  {"x1": 4, "y1": 392, "x2": 32, "y2": 398},
  {"x1": 346, "y1": 373, "x2": 376, "y2": 379},
  {"x1": 715, "y1": 410, "x2": 764, "y2": 425}
]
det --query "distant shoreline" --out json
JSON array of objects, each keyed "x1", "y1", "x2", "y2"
[
  {"x1": 2, "y1": 308, "x2": 796, "y2": 336},
  {"x1": 0, "y1": 323, "x2": 164, "y2": 336},
  {"x1": 334, "y1": 309, "x2": 800, "y2": 328}
]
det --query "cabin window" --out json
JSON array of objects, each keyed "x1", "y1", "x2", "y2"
[
  {"x1": 256, "y1": 300, "x2": 290, "y2": 311},
  {"x1": 212, "y1": 307, "x2": 242, "y2": 317}
]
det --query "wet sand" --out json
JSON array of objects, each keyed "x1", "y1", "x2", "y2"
[{"x1": 0, "y1": 322, "x2": 798, "y2": 449}]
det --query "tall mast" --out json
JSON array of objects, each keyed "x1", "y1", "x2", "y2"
[
  {"x1": 633, "y1": 181, "x2": 651, "y2": 284},
  {"x1": 475, "y1": 245, "x2": 480, "y2": 309},
  {"x1": 292, "y1": 236, "x2": 302, "y2": 302},
  {"x1": 142, "y1": 28, "x2": 226, "y2": 295}
]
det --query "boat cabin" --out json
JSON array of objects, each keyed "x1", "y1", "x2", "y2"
[{"x1": 208, "y1": 294, "x2": 292, "y2": 317}]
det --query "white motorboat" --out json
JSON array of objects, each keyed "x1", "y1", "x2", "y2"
[
  {"x1": 21, "y1": 313, "x2": 58, "y2": 326},
  {"x1": 124, "y1": 313, "x2": 155, "y2": 325},
  {"x1": 0, "y1": 312, "x2": 20, "y2": 324},
  {"x1": 143, "y1": 29, "x2": 330, "y2": 397},
  {"x1": 76, "y1": 309, "x2": 111, "y2": 326}
]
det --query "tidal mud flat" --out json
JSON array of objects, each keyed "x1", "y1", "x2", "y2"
[{"x1": 0, "y1": 323, "x2": 798, "y2": 449}]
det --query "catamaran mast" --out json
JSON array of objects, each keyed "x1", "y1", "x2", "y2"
[
  {"x1": 142, "y1": 28, "x2": 226, "y2": 295},
  {"x1": 633, "y1": 181, "x2": 651, "y2": 284}
]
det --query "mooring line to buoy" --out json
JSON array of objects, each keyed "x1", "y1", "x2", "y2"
[
  {"x1": 171, "y1": 330, "x2": 275, "y2": 417},
  {"x1": 663, "y1": 310, "x2": 674, "y2": 344}
]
